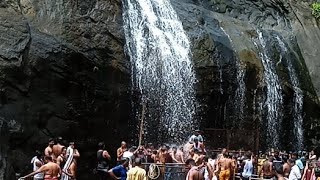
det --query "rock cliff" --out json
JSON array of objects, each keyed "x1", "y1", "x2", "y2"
[{"x1": 0, "y1": 0, "x2": 319, "y2": 179}]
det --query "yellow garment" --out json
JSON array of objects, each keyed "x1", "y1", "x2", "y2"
[
  {"x1": 219, "y1": 169, "x2": 231, "y2": 180},
  {"x1": 127, "y1": 166, "x2": 147, "y2": 180},
  {"x1": 258, "y1": 159, "x2": 266, "y2": 177}
]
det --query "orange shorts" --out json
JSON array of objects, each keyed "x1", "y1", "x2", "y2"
[{"x1": 219, "y1": 169, "x2": 231, "y2": 180}]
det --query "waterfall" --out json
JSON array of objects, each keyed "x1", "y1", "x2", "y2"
[
  {"x1": 275, "y1": 36, "x2": 304, "y2": 150},
  {"x1": 220, "y1": 27, "x2": 246, "y2": 126},
  {"x1": 253, "y1": 30, "x2": 283, "y2": 148},
  {"x1": 122, "y1": 0, "x2": 197, "y2": 143}
]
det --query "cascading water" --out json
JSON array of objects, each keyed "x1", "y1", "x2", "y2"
[
  {"x1": 253, "y1": 30, "x2": 283, "y2": 148},
  {"x1": 122, "y1": 0, "x2": 197, "y2": 143},
  {"x1": 220, "y1": 27, "x2": 246, "y2": 126},
  {"x1": 275, "y1": 36, "x2": 304, "y2": 150}
]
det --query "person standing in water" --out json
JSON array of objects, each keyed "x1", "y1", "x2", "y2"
[
  {"x1": 189, "y1": 130, "x2": 204, "y2": 143},
  {"x1": 96, "y1": 142, "x2": 111, "y2": 180}
]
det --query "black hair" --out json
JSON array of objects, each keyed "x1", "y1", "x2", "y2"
[
  {"x1": 56, "y1": 137, "x2": 63, "y2": 144},
  {"x1": 204, "y1": 156, "x2": 209, "y2": 162},
  {"x1": 282, "y1": 156, "x2": 288, "y2": 163},
  {"x1": 98, "y1": 142, "x2": 105, "y2": 149},
  {"x1": 44, "y1": 156, "x2": 53, "y2": 161},
  {"x1": 288, "y1": 159, "x2": 295, "y2": 164},
  {"x1": 120, "y1": 157, "x2": 129, "y2": 164},
  {"x1": 275, "y1": 163, "x2": 283, "y2": 175},
  {"x1": 48, "y1": 138, "x2": 54, "y2": 142},
  {"x1": 211, "y1": 152, "x2": 217, "y2": 159},
  {"x1": 35, "y1": 150, "x2": 42, "y2": 158},
  {"x1": 186, "y1": 159, "x2": 196, "y2": 166}
]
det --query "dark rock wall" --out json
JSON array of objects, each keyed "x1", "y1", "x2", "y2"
[
  {"x1": 0, "y1": 0, "x2": 131, "y2": 179},
  {"x1": 0, "y1": 0, "x2": 320, "y2": 179}
]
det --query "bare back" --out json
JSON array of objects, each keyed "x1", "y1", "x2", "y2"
[
  {"x1": 52, "y1": 144, "x2": 64, "y2": 160},
  {"x1": 43, "y1": 162, "x2": 61, "y2": 178},
  {"x1": 187, "y1": 167, "x2": 204, "y2": 180},
  {"x1": 262, "y1": 161, "x2": 273, "y2": 176},
  {"x1": 283, "y1": 163, "x2": 290, "y2": 177},
  {"x1": 175, "y1": 151, "x2": 184, "y2": 163},
  {"x1": 219, "y1": 158, "x2": 232, "y2": 171},
  {"x1": 45, "y1": 147, "x2": 53, "y2": 157}
]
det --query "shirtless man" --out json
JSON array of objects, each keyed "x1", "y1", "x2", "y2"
[
  {"x1": 171, "y1": 146, "x2": 184, "y2": 163},
  {"x1": 57, "y1": 147, "x2": 67, "y2": 168},
  {"x1": 63, "y1": 159, "x2": 77, "y2": 180},
  {"x1": 283, "y1": 157, "x2": 291, "y2": 178},
  {"x1": 67, "y1": 142, "x2": 80, "y2": 159},
  {"x1": 193, "y1": 138, "x2": 205, "y2": 154},
  {"x1": 158, "y1": 145, "x2": 173, "y2": 163},
  {"x1": 261, "y1": 155, "x2": 274, "y2": 179},
  {"x1": 45, "y1": 138, "x2": 55, "y2": 160},
  {"x1": 215, "y1": 153, "x2": 234, "y2": 180},
  {"x1": 117, "y1": 141, "x2": 127, "y2": 162},
  {"x1": 134, "y1": 145, "x2": 147, "y2": 162},
  {"x1": 188, "y1": 149, "x2": 200, "y2": 163},
  {"x1": 53, "y1": 137, "x2": 65, "y2": 161},
  {"x1": 21, "y1": 156, "x2": 61, "y2": 180},
  {"x1": 186, "y1": 159, "x2": 204, "y2": 180},
  {"x1": 275, "y1": 163, "x2": 285, "y2": 180}
]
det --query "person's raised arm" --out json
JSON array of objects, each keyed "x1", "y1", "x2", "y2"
[
  {"x1": 103, "y1": 150, "x2": 111, "y2": 160},
  {"x1": 73, "y1": 149, "x2": 80, "y2": 158},
  {"x1": 180, "y1": 153, "x2": 185, "y2": 163},
  {"x1": 117, "y1": 148, "x2": 123, "y2": 159},
  {"x1": 133, "y1": 147, "x2": 139, "y2": 155},
  {"x1": 108, "y1": 168, "x2": 120, "y2": 179},
  {"x1": 21, "y1": 165, "x2": 47, "y2": 179}
]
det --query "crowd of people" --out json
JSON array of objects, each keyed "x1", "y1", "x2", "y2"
[
  {"x1": 19, "y1": 137, "x2": 80, "y2": 180},
  {"x1": 18, "y1": 131, "x2": 320, "y2": 180}
]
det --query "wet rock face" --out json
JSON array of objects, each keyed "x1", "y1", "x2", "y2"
[
  {"x1": 0, "y1": 0, "x2": 319, "y2": 179},
  {"x1": 171, "y1": 0, "x2": 320, "y2": 150},
  {"x1": 0, "y1": 0, "x2": 131, "y2": 179}
]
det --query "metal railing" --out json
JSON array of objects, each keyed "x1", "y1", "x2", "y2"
[{"x1": 142, "y1": 163, "x2": 187, "y2": 180}]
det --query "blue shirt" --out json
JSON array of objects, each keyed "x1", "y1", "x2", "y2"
[
  {"x1": 296, "y1": 159, "x2": 304, "y2": 170},
  {"x1": 112, "y1": 165, "x2": 127, "y2": 180}
]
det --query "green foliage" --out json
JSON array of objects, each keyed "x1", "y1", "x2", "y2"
[{"x1": 312, "y1": 2, "x2": 320, "y2": 19}]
